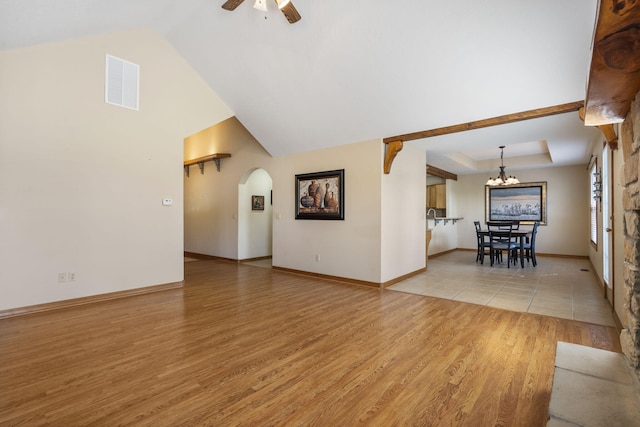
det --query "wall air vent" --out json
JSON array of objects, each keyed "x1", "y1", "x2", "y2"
[{"x1": 105, "y1": 54, "x2": 139, "y2": 110}]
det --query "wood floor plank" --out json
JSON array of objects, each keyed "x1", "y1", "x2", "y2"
[{"x1": 0, "y1": 259, "x2": 621, "y2": 426}]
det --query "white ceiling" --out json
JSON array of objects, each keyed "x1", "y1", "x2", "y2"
[{"x1": 0, "y1": 0, "x2": 604, "y2": 175}]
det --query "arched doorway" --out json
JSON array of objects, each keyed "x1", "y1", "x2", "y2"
[{"x1": 238, "y1": 168, "x2": 273, "y2": 263}]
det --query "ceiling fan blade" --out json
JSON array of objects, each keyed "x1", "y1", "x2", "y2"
[
  {"x1": 278, "y1": 1, "x2": 301, "y2": 24},
  {"x1": 222, "y1": 0, "x2": 245, "y2": 11}
]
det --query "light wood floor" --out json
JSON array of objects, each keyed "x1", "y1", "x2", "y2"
[{"x1": 0, "y1": 259, "x2": 620, "y2": 426}]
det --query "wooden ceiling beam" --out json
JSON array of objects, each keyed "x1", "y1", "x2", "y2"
[
  {"x1": 426, "y1": 164, "x2": 457, "y2": 181},
  {"x1": 383, "y1": 140, "x2": 403, "y2": 174},
  {"x1": 579, "y1": 107, "x2": 619, "y2": 149},
  {"x1": 382, "y1": 102, "x2": 583, "y2": 173},
  {"x1": 383, "y1": 101, "x2": 584, "y2": 144},
  {"x1": 583, "y1": 0, "x2": 640, "y2": 126}
]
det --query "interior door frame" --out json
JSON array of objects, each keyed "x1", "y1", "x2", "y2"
[{"x1": 602, "y1": 144, "x2": 614, "y2": 302}]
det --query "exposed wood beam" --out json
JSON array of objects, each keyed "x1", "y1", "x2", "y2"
[
  {"x1": 579, "y1": 107, "x2": 619, "y2": 149},
  {"x1": 382, "y1": 102, "x2": 583, "y2": 174},
  {"x1": 598, "y1": 124, "x2": 619, "y2": 150},
  {"x1": 583, "y1": 0, "x2": 640, "y2": 126},
  {"x1": 426, "y1": 164, "x2": 458, "y2": 181},
  {"x1": 383, "y1": 140, "x2": 403, "y2": 174},
  {"x1": 383, "y1": 101, "x2": 584, "y2": 144}
]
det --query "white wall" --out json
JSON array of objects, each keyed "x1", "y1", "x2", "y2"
[
  {"x1": 271, "y1": 139, "x2": 384, "y2": 283},
  {"x1": 446, "y1": 179, "x2": 459, "y2": 217},
  {"x1": 0, "y1": 29, "x2": 232, "y2": 311},
  {"x1": 456, "y1": 165, "x2": 590, "y2": 256},
  {"x1": 238, "y1": 169, "x2": 272, "y2": 260},
  {"x1": 381, "y1": 143, "x2": 426, "y2": 282}
]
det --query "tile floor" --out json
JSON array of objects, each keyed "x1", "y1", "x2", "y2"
[
  {"x1": 388, "y1": 250, "x2": 616, "y2": 327},
  {"x1": 548, "y1": 342, "x2": 640, "y2": 426}
]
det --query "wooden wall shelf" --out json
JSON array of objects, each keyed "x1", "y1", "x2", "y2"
[{"x1": 184, "y1": 153, "x2": 231, "y2": 176}]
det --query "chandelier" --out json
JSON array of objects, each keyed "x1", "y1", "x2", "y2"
[{"x1": 486, "y1": 146, "x2": 520, "y2": 186}]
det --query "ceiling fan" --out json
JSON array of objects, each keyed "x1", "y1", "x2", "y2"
[{"x1": 222, "y1": 0, "x2": 301, "y2": 24}]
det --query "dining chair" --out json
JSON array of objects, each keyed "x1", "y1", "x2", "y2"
[
  {"x1": 488, "y1": 221, "x2": 518, "y2": 267},
  {"x1": 488, "y1": 220, "x2": 519, "y2": 230},
  {"x1": 474, "y1": 221, "x2": 490, "y2": 264},
  {"x1": 522, "y1": 221, "x2": 540, "y2": 266},
  {"x1": 487, "y1": 221, "x2": 509, "y2": 263}
]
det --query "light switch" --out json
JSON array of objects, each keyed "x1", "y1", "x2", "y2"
[{"x1": 162, "y1": 198, "x2": 173, "y2": 206}]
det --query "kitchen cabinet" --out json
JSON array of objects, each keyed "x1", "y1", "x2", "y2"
[{"x1": 426, "y1": 183, "x2": 446, "y2": 209}]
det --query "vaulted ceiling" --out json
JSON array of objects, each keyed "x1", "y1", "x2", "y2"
[{"x1": 0, "y1": 0, "x2": 606, "y2": 175}]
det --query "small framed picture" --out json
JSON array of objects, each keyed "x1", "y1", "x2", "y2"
[{"x1": 252, "y1": 195, "x2": 265, "y2": 211}]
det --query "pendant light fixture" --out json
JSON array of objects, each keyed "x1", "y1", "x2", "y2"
[{"x1": 486, "y1": 146, "x2": 520, "y2": 186}]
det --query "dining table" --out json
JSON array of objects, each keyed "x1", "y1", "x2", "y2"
[{"x1": 478, "y1": 228, "x2": 532, "y2": 268}]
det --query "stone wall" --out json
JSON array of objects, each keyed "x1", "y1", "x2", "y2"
[{"x1": 621, "y1": 91, "x2": 640, "y2": 381}]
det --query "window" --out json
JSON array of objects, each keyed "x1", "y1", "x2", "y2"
[{"x1": 590, "y1": 160, "x2": 598, "y2": 247}]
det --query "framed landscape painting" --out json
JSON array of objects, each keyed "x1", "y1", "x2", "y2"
[
  {"x1": 485, "y1": 182, "x2": 547, "y2": 225},
  {"x1": 295, "y1": 169, "x2": 344, "y2": 220}
]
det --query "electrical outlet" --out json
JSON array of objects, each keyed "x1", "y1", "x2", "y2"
[
  {"x1": 315, "y1": 254, "x2": 320, "y2": 262},
  {"x1": 58, "y1": 272, "x2": 67, "y2": 283},
  {"x1": 68, "y1": 272, "x2": 76, "y2": 282}
]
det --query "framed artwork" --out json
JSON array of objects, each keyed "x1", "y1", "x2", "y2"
[
  {"x1": 295, "y1": 169, "x2": 344, "y2": 220},
  {"x1": 252, "y1": 195, "x2": 264, "y2": 211},
  {"x1": 485, "y1": 181, "x2": 547, "y2": 225}
]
